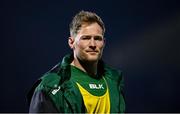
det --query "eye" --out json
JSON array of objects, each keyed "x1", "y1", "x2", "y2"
[
  {"x1": 94, "y1": 36, "x2": 103, "y2": 41},
  {"x1": 81, "y1": 36, "x2": 91, "y2": 40}
]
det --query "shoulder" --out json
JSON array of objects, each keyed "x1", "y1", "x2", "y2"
[
  {"x1": 32, "y1": 63, "x2": 63, "y2": 93},
  {"x1": 27, "y1": 72, "x2": 61, "y2": 106},
  {"x1": 104, "y1": 64, "x2": 123, "y2": 81},
  {"x1": 35, "y1": 62, "x2": 64, "y2": 91},
  {"x1": 36, "y1": 73, "x2": 61, "y2": 91}
]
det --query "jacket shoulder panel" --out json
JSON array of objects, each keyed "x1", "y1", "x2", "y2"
[
  {"x1": 27, "y1": 73, "x2": 61, "y2": 106},
  {"x1": 35, "y1": 73, "x2": 61, "y2": 92}
]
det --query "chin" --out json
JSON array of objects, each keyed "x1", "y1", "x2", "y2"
[
  {"x1": 86, "y1": 56, "x2": 100, "y2": 62},
  {"x1": 79, "y1": 53, "x2": 101, "y2": 62}
]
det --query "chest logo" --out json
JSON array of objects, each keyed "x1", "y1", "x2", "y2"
[{"x1": 89, "y1": 84, "x2": 104, "y2": 89}]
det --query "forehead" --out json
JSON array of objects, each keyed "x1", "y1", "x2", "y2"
[{"x1": 77, "y1": 23, "x2": 103, "y2": 36}]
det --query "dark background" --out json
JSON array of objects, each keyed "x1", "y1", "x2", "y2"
[{"x1": 1, "y1": 0, "x2": 180, "y2": 112}]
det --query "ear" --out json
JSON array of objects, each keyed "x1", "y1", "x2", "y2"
[{"x1": 68, "y1": 37, "x2": 74, "y2": 49}]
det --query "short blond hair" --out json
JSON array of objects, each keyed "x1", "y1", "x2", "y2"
[{"x1": 69, "y1": 10, "x2": 105, "y2": 37}]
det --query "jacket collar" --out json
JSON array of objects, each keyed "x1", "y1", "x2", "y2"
[
  {"x1": 60, "y1": 54, "x2": 74, "y2": 68},
  {"x1": 60, "y1": 53, "x2": 106, "y2": 78}
]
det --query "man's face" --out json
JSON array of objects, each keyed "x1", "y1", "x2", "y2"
[{"x1": 69, "y1": 22, "x2": 105, "y2": 63}]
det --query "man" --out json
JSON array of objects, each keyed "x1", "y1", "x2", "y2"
[{"x1": 27, "y1": 10, "x2": 125, "y2": 113}]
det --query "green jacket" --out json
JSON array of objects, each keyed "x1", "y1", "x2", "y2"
[{"x1": 27, "y1": 54, "x2": 125, "y2": 113}]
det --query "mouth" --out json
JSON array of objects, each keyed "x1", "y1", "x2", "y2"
[
  {"x1": 86, "y1": 50, "x2": 98, "y2": 52},
  {"x1": 86, "y1": 51, "x2": 98, "y2": 54}
]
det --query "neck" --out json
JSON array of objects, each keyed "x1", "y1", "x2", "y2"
[{"x1": 71, "y1": 58, "x2": 98, "y2": 77}]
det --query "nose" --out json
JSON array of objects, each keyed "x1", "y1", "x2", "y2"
[
  {"x1": 90, "y1": 38, "x2": 96, "y2": 46},
  {"x1": 89, "y1": 38, "x2": 96, "y2": 50}
]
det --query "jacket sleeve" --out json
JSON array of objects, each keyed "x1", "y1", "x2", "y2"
[{"x1": 29, "y1": 90, "x2": 58, "y2": 113}]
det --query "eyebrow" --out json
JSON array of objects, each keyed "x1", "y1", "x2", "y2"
[{"x1": 80, "y1": 34, "x2": 103, "y2": 37}]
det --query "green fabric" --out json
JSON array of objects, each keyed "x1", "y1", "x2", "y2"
[
  {"x1": 31, "y1": 54, "x2": 126, "y2": 113},
  {"x1": 71, "y1": 65, "x2": 107, "y2": 96}
]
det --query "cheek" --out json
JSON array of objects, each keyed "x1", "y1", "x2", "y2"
[
  {"x1": 76, "y1": 41, "x2": 87, "y2": 49},
  {"x1": 98, "y1": 42, "x2": 105, "y2": 49},
  {"x1": 74, "y1": 42, "x2": 84, "y2": 53}
]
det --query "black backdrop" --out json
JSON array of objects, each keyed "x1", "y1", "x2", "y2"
[{"x1": 1, "y1": 0, "x2": 180, "y2": 112}]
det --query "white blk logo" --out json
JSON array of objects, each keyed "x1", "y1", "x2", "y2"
[{"x1": 89, "y1": 84, "x2": 104, "y2": 89}]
